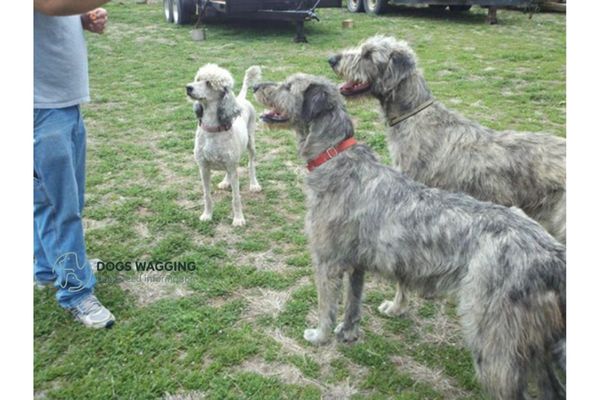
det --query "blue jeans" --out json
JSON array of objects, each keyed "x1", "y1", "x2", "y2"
[{"x1": 34, "y1": 105, "x2": 95, "y2": 308}]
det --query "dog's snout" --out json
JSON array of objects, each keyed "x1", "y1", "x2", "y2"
[
  {"x1": 253, "y1": 83, "x2": 267, "y2": 93},
  {"x1": 328, "y1": 55, "x2": 341, "y2": 68},
  {"x1": 186, "y1": 85, "x2": 193, "y2": 95}
]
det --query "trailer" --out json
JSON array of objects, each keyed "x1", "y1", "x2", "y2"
[
  {"x1": 346, "y1": 0, "x2": 534, "y2": 23},
  {"x1": 163, "y1": 0, "x2": 342, "y2": 42}
]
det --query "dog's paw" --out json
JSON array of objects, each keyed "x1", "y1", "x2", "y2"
[
  {"x1": 217, "y1": 180, "x2": 231, "y2": 190},
  {"x1": 335, "y1": 323, "x2": 360, "y2": 343},
  {"x1": 232, "y1": 216, "x2": 246, "y2": 227},
  {"x1": 378, "y1": 300, "x2": 407, "y2": 317},
  {"x1": 249, "y1": 183, "x2": 262, "y2": 192},
  {"x1": 304, "y1": 328, "x2": 329, "y2": 346},
  {"x1": 199, "y1": 212, "x2": 213, "y2": 222}
]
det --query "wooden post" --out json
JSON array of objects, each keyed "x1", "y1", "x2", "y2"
[{"x1": 486, "y1": 7, "x2": 498, "y2": 24}]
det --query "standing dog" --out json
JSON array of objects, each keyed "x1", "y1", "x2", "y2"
[
  {"x1": 186, "y1": 64, "x2": 262, "y2": 226},
  {"x1": 254, "y1": 74, "x2": 565, "y2": 400},
  {"x1": 329, "y1": 36, "x2": 566, "y2": 317}
]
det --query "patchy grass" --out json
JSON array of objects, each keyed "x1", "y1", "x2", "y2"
[{"x1": 34, "y1": 1, "x2": 565, "y2": 399}]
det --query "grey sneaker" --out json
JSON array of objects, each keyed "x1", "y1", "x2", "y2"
[
  {"x1": 34, "y1": 280, "x2": 54, "y2": 290},
  {"x1": 70, "y1": 294, "x2": 116, "y2": 329}
]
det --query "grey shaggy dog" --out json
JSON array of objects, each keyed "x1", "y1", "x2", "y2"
[
  {"x1": 254, "y1": 74, "x2": 566, "y2": 400},
  {"x1": 330, "y1": 36, "x2": 566, "y2": 319},
  {"x1": 329, "y1": 36, "x2": 566, "y2": 243}
]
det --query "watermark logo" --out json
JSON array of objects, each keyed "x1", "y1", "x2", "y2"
[
  {"x1": 52, "y1": 252, "x2": 89, "y2": 293},
  {"x1": 50, "y1": 256, "x2": 195, "y2": 291},
  {"x1": 96, "y1": 261, "x2": 197, "y2": 272}
]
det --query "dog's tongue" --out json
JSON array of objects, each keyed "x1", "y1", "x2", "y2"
[
  {"x1": 263, "y1": 110, "x2": 287, "y2": 121},
  {"x1": 340, "y1": 81, "x2": 370, "y2": 95}
]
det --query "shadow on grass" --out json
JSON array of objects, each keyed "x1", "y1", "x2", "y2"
[
  {"x1": 190, "y1": 16, "x2": 325, "y2": 41},
  {"x1": 383, "y1": 5, "x2": 490, "y2": 25}
]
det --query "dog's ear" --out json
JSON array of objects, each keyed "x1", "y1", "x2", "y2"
[
  {"x1": 361, "y1": 42, "x2": 375, "y2": 60},
  {"x1": 217, "y1": 87, "x2": 241, "y2": 126},
  {"x1": 302, "y1": 84, "x2": 334, "y2": 121},
  {"x1": 193, "y1": 101, "x2": 203, "y2": 122},
  {"x1": 383, "y1": 50, "x2": 416, "y2": 84}
]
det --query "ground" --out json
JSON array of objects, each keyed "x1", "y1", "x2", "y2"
[{"x1": 34, "y1": 2, "x2": 565, "y2": 399}]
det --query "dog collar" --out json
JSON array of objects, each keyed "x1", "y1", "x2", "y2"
[
  {"x1": 201, "y1": 123, "x2": 232, "y2": 133},
  {"x1": 307, "y1": 137, "x2": 358, "y2": 172},
  {"x1": 387, "y1": 98, "x2": 435, "y2": 127}
]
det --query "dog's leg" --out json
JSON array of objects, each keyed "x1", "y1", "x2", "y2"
[
  {"x1": 476, "y1": 351, "x2": 529, "y2": 400},
  {"x1": 217, "y1": 173, "x2": 230, "y2": 190},
  {"x1": 199, "y1": 163, "x2": 213, "y2": 221},
  {"x1": 227, "y1": 167, "x2": 245, "y2": 226},
  {"x1": 378, "y1": 281, "x2": 409, "y2": 317},
  {"x1": 247, "y1": 123, "x2": 261, "y2": 192},
  {"x1": 304, "y1": 265, "x2": 343, "y2": 345},
  {"x1": 335, "y1": 268, "x2": 365, "y2": 343}
]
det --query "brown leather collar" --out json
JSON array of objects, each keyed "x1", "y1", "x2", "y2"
[
  {"x1": 201, "y1": 123, "x2": 232, "y2": 133},
  {"x1": 387, "y1": 98, "x2": 435, "y2": 127}
]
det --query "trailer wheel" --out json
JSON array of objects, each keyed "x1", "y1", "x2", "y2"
[
  {"x1": 347, "y1": 0, "x2": 364, "y2": 13},
  {"x1": 163, "y1": 0, "x2": 174, "y2": 23},
  {"x1": 364, "y1": 0, "x2": 389, "y2": 15},
  {"x1": 449, "y1": 5, "x2": 472, "y2": 12},
  {"x1": 173, "y1": 0, "x2": 196, "y2": 25}
]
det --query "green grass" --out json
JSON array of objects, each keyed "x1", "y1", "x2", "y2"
[{"x1": 34, "y1": 2, "x2": 565, "y2": 399}]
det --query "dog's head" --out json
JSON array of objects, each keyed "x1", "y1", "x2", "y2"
[
  {"x1": 254, "y1": 73, "x2": 354, "y2": 158},
  {"x1": 186, "y1": 64, "x2": 240, "y2": 126},
  {"x1": 253, "y1": 73, "x2": 343, "y2": 129},
  {"x1": 328, "y1": 36, "x2": 417, "y2": 99}
]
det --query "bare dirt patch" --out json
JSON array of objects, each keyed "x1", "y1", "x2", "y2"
[
  {"x1": 163, "y1": 391, "x2": 206, "y2": 400},
  {"x1": 392, "y1": 355, "x2": 468, "y2": 400},
  {"x1": 241, "y1": 288, "x2": 291, "y2": 320}
]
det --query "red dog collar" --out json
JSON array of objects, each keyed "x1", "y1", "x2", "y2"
[
  {"x1": 201, "y1": 123, "x2": 232, "y2": 133},
  {"x1": 306, "y1": 137, "x2": 358, "y2": 172}
]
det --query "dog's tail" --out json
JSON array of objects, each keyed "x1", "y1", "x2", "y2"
[{"x1": 238, "y1": 65, "x2": 261, "y2": 100}]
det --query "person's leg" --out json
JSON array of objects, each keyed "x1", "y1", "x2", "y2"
[
  {"x1": 33, "y1": 106, "x2": 95, "y2": 308},
  {"x1": 34, "y1": 209, "x2": 54, "y2": 285},
  {"x1": 73, "y1": 107, "x2": 86, "y2": 214}
]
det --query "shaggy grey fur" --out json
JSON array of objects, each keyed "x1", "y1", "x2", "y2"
[
  {"x1": 186, "y1": 64, "x2": 262, "y2": 226},
  {"x1": 329, "y1": 36, "x2": 566, "y2": 244},
  {"x1": 254, "y1": 73, "x2": 566, "y2": 400}
]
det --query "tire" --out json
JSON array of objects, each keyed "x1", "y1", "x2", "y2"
[
  {"x1": 163, "y1": 0, "x2": 174, "y2": 23},
  {"x1": 364, "y1": 0, "x2": 389, "y2": 15},
  {"x1": 347, "y1": 0, "x2": 364, "y2": 13},
  {"x1": 173, "y1": 0, "x2": 196, "y2": 25},
  {"x1": 449, "y1": 5, "x2": 472, "y2": 12}
]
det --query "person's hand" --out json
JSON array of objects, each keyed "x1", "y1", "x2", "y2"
[{"x1": 81, "y1": 8, "x2": 108, "y2": 34}]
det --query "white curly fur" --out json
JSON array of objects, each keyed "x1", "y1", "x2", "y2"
[{"x1": 194, "y1": 63, "x2": 234, "y2": 91}]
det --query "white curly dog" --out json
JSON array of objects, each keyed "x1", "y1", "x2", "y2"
[{"x1": 186, "y1": 64, "x2": 262, "y2": 226}]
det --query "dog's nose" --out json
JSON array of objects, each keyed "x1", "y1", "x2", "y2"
[
  {"x1": 328, "y1": 55, "x2": 341, "y2": 68},
  {"x1": 186, "y1": 85, "x2": 193, "y2": 95},
  {"x1": 253, "y1": 84, "x2": 262, "y2": 93}
]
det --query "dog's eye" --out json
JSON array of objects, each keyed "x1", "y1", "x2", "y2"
[
  {"x1": 205, "y1": 81, "x2": 212, "y2": 89},
  {"x1": 283, "y1": 84, "x2": 291, "y2": 91}
]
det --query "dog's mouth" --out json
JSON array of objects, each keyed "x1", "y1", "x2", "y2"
[
  {"x1": 261, "y1": 109, "x2": 290, "y2": 123},
  {"x1": 340, "y1": 81, "x2": 371, "y2": 97}
]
